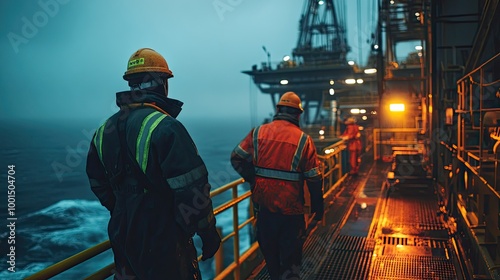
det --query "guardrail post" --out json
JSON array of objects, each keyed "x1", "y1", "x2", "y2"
[{"x1": 215, "y1": 226, "x2": 224, "y2": 275}]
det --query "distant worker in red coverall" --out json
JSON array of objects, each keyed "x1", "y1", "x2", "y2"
[
  {"x1": 230, "y1": 91, "x2": 324, "y2": 280},
  {"x1": 342, "y1": 117, "x2": 362, "y2": 175}
]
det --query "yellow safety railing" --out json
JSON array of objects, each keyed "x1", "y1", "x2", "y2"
[
  {"x1": 372, "y1": 128, "x2": 424, "y2": 161},
  {"x1": 26, "y1": 141, "x2": 347, "y2": 280}
]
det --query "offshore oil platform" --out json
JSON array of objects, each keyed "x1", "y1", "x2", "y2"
[{"x1": 28, "y1": 0, "x2": 500, "y2": 279}]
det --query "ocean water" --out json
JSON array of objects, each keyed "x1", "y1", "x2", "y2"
[{"x1": 0, "y1": 116, "x2": 255, "y2": 279}]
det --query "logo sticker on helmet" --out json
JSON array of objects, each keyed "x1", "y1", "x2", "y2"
[{"x1": 128, "y1": 58, "x2": 145, "y2": 69}]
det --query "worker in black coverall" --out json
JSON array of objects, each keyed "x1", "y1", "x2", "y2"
[{"x1": 86, "y1": 48, "x2": 220, "y2": 279}]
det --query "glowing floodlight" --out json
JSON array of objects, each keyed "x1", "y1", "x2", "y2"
[
  {"x1": 280, "y1": 79, "x2": 289, "y2": 85},
  {"x1": 351, "y1": 108, "x2": 360, "y2": 114},
  {"x1": 283, "y1": 55, "x2": 290, "y2": 61},
  {"x1": 345, "y1": 78, "x2": 356, "y2": 84},
  {"x1": 390, "y1": 103, "x2": 405, "y2": 112},
  {"x1": 364, "y1": 68, "x2": 377, "y2": 74},
  {"x1": 329, "y1": 88, "x2": 335, "y2": 95},
  {"x1": 348, "y1": 60, "x2": 355, "y2": 66}
]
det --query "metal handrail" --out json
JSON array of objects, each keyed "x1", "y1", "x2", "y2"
[
  {"x1": 27, "y1": 146, "x2": 346, "y2": 280},
  {"x1": 25, "y1": 240, "x2": 111, "y2": 280},
  {"x1": 372, "y1": 128, "x2": 423, "y2": 160}
]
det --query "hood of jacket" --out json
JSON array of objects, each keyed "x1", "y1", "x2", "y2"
[{"x1": 115, "y1": 90, "x2": 183, "y2": 118}]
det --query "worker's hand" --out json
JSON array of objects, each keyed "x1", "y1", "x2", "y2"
[{"x1": 198, "y1": 226, "x2": 221, "y2": 261}]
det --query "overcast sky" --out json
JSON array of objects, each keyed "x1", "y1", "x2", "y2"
[{"x1": 0, "y1": 0, "x2": 375, "y2": 123}]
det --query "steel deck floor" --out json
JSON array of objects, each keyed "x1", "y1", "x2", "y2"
[{"x1": 251, "y1": 155, "x2": 462, "y2": 280}]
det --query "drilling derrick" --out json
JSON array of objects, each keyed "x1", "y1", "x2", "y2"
[
  {"x1": 293, "y1": 0, "x2": 349, "y2": 65},
  {"x1": 243, "y1": 0, "x2": 379, "y2": 140}
]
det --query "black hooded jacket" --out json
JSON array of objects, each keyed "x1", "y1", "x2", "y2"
[{"x1": 86, "y1": 90, "x2": 215, "y2": 279}]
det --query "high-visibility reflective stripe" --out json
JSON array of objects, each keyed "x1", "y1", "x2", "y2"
[
  {"x1": 253, "y1": 126, "x2": 260, "y2": 163},
  {"x1": 291, "y1": 133, "x2": 307, "y2": 170},
  {"x1": 167, "y1": 164, "x2": 208, "y2": 190},
  {"x1": 254, "y1": 167, "x2": 302, "y2": 181},
  {"x1": 234, "y1": 145, "x2": 252, "y2": 161},
  {"x1": 136, "y1": 111, "x2": 167, "y2": 173},
  {"x1": 304, "y1": 167, "x2": 321, "y2": 178},
  {"x1": 93, "y1": 120, "x2": 107, "y2": 163}
]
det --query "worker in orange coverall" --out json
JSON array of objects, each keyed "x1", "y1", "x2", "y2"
[
  {"x1": 230, "y1": 92, "x2": 324, "y2": 280},
  {"x1": 341, "y1": 117, "x2": 362, "y2": 175}
]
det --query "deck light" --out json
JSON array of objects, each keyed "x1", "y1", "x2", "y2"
[
  {"x1": 280, "y1": 79, "x2": 288, "y2": 85},
  {"x1": 389, "y1": 103, "x2": 405, "y2": 112},
  {"x1": 318, "y1": 1, "x2": 325, "y2": 5},
  {"x1": 415, "y1": 46, "x2": 423, "y2": 51},
  {"x1": 356, "y1": 79, "x2": 364, "y2": 84},
  {"x1": 329, "y1": 80, "x2": 335, "y2": 85},
  {"x1": 329, "y1": 88, "x2": 335, "y2": 95},
  {"x1": 364, "y1": 68, "x2": 377, "y2": 74},
  {"x1": 360, "y1": 109, "x2": 366, "y2": 114},
  {"x1": 362, "y1": 116, "x2": 368, "y2": 120},
  {"x1": 283, "y1": 55, "x2": 290, "y2": 61},
  {"x1": 348, "y1": 60, "x2": 355, "y2": 66},
  {"x1": 351, "y1": 108, "x2": 360, "y2": 114},
  {"x1": 345, "y1": 78, "x2": 356, "y2": 84}
]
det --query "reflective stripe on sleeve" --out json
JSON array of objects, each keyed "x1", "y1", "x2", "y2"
[
  {"x1": 93, "y1": 120, "x2": 107, "y2": 163},
  {"x1": 291, "y1": 133, "x2": 307, "y2": 170},
  {"x1": 136, "y1": 111, "x2": 168, "y2": 173},
  {"x1": 166, "y1": 164, "x2": 208, "y2": 190},
  {"x1": 234, "y1": 145, "x2": 252, "y2": 161},
  {"x1": 254, "y1": 167, "x2": 302, "y2": 181},
  {"x1": 304, "y1": 167, "x2": 321, "y2": 178}
]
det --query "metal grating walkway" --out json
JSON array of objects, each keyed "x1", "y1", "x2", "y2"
[
  {"x1": 314, "y1": 235, "x2": 375, "y2": 280},
  {"x1": 249, "y1": 159, "x2": 462, "y2": 280},
  {"x1": 370, "y1": 254, "x2": 457, "y2": 280}
]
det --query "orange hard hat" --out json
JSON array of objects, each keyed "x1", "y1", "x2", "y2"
[
  {"x1": 345, "y1": 117, "x2": 357, "y2": 124},
  {"x1": 277, "y1": 92, "x2": 303, "y2": 112},
  {"x1": 123, "y1": 48, "x2": 173, "y2": 82}
]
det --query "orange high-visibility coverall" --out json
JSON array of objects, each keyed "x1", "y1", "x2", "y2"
[{"x1": 342, "y1": 123, "x2": 362, "y2": 174}]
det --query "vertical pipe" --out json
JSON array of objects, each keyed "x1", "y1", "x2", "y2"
[
  {"x1": 215, "y1": 227, "x2": 224, "y2": 275},
  {"x1": 377, "y1": 0, "x2": 384, "y2": 161},
  {"x1": 232, "y1": 186, "x2": 240, "y2": 280}
]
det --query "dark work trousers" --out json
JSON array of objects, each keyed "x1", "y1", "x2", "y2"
[{"x1": 256, "y1": 208, "x2": 305, "y2": 280}]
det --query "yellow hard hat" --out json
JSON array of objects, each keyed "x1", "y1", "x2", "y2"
[
  {"x1": 123, "y1": 48, "x2": 173, "y2": 82},
  {"x1": 277, "y1": 92, "x2": 303, "y2": 112}
]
